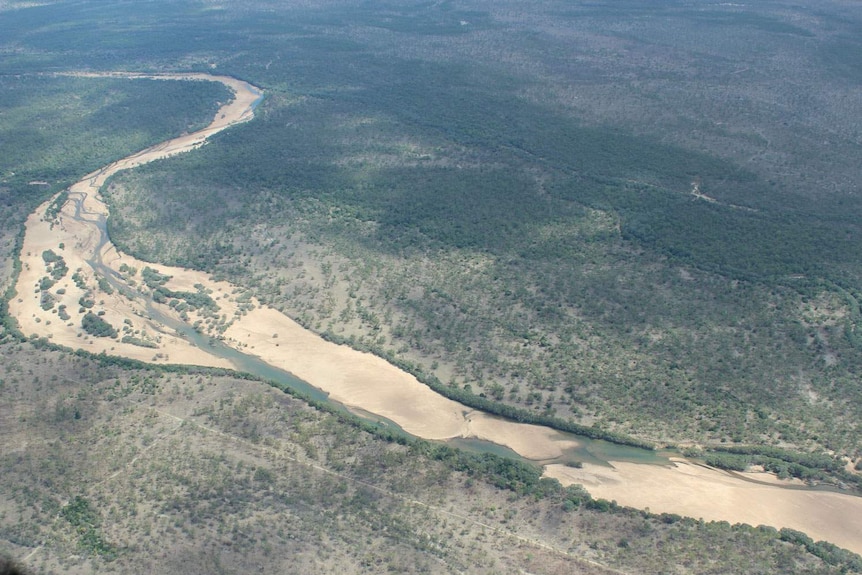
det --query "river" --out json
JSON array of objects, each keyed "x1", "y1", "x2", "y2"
[{"x1": 9, "y1": 72, "x2": 862, "y2": 554}]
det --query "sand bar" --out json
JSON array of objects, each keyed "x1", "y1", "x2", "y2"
[{"x1": 546, "y1": 460, "x2": 862, "y2": 555}]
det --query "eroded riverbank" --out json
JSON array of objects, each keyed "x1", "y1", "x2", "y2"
[{"x1": 9, "y1": 72, "x2": 862, "y2": 555}]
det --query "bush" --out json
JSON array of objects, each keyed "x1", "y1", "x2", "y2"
[{"x1": 81, "y1": 312, "x2": 117, "y2": 338}]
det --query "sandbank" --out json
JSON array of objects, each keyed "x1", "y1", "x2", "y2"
[
  {"x1": 12, "y1": 203, "x2": 233, "y2": 368},
  {"x1": 222, "y1": 306, "x2": 581, "y2": 459},
  {"x1": 545, "y1": 459, "x2": 862, "y2": 555}
]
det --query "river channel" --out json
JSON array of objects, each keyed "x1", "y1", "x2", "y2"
[{"x1": 10, "y1": 72, "x2": 862, "y2": 554}]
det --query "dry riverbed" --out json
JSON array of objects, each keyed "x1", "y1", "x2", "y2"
[
  {"x1": 9, "y1": 72, "x2": 862, "y2": 556},
  {"x1": 546, "y1": 460, "x2": 862, "y2": 555}
]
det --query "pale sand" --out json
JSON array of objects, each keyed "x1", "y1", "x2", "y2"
[
  {"x1": 10, "y1": 72, "x2": 260, "y2": 369},
  {"x1": 12, "y1": 203, "x2": 233, "y2": 368},
  {"x1": 545, "y1": 460, "x2": 862, "y2": 555},
  {"x1": 9, "y1": 72, "x2": 862, "y2": 554},
  {"x1": 222, "y1": 306, "x2": 580, "y2": 458}
]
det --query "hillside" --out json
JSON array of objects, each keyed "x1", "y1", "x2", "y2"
[{"x1": 1, "y1": 342, "x2": 857, "y2": 574}]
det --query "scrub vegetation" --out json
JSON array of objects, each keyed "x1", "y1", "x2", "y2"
[
  {"x1": 1, "y1": 0, "x2": 862, "y2": 572},
  {"x1": 98, "y1": 0, "x2": 862, "y2": 458},
  {"x1": 0, "y1": 342, "x2": 857, "y2": 574}
]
